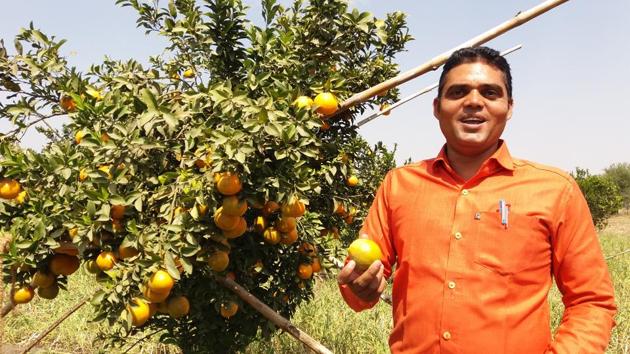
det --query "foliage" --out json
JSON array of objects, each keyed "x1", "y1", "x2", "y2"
[
  {"x1": 604, "y1": 162, "x2": 630, "y2": 210},
  {"x1": 572, "y1": 168, "x2": 623, "y2": 230},
  {"x1": 0, "y1": 0, "x2": 411, "y2": 352}
]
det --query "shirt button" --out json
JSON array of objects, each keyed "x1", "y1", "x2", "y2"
[
  {"x1": 462, "y1": 189, "x2": 469, "y2": 196},
  {"x1": 448, "y1": 281, "x2": 456, "y2": 289},
  {"x1": 454, "y1": 232, "x2": 462, "y2": 240},
  {"x1": 443, "y1": 331, "x2": 452, "y2": 340}
]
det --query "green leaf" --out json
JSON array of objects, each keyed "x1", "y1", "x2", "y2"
[
  {"x1": 164, "y1": 251, "x2": 181, "y2": 280},
  {"x1": 140, "y1": 88, "x2": 158, "y2": 112}
]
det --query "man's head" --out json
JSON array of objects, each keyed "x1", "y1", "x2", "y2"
[
  {"x1": 437, "y1": 46, "x2": 512, "y2": 99},
  {"x1": 433, "y1": 47, "x2": 514, "y2": 159}
]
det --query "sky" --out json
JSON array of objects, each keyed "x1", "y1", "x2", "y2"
[{"x1": 1, "y1": 0, "x2": 628, "y2": 174}]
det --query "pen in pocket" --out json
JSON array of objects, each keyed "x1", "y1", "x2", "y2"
[{"x1": 499, "y1": 199, "x2": 509, "y2": 229}]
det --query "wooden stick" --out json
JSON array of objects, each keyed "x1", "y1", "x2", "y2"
[
  {"x1": 605, "y1": 248, "x2": 630, "y2": 260},
  {"x1": 215, "y1": 275, "x2": 333, "y2": 354},
  {"x1": 20, "y1": 297, "x2": 89, "y2": 354},
  {"x1": 356, "y1": 44, "x2": 523, "y2": 128},
  {"x1": 331, "y1": 0, "x2": 570, "y2": 117}
]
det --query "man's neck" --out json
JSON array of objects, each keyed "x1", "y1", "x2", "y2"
[{"x1": 445, "y1": 142, "x2": 500, "y2": 181}]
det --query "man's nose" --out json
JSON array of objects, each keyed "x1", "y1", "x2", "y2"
[{"x1": 463, "y1": 90, "x2": 483, "y2": 108}]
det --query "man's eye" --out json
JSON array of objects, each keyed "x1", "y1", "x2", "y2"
[
  {"x1": 483, "y1": 89, "x2": 500, "y2": 98},
  {"x1": 449, "y1": 88, "x2": 466, "y2": 97}
]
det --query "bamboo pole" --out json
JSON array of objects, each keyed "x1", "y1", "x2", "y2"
[
  {"x1": 331, "y1": 0, "x2": 570, "y2": 117},
  {"x1": 215, "y1": 275, "x2": 333, "y2": 354},
  {"x1": 356, "y1": 44, "x2": 523, "y2": 128}
]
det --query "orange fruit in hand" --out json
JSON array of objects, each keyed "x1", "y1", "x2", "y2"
[
  {"x1": 0, "y1": 178, "x2": 21, "y2": 200},
  {"x1": 37, "y1": 283, "x2": 60, "y2": 300},
  {"x1": 297, "y1": 263, "x2": 313, "y2": 280},
  {"x1": 148, "y1": 270, "x2": 175, "y2": 294},
  {"x1": 12, "y1": 286, "x2": 34, "y2": 304},
  {"x1": 346, "y1": 175, "x2": 359, "y2": 187},
  {"x1": 348, "y1": 238, "x2": 383, "y2": 271},
  {"x1": 216, "y1": 172, "x2": 242, "y2": 196},
  {"x1": 314, "y1": 92, "x2": 339, "y2": 116},
  {"x1": 127, "y1": 298, "x2": 151, "y2": 326},
  {"x1": 208, "y1": 251, "x2": 230, "y2": 272},
  {"x1": 110, "y1": 204, "x2": 126, "y2": 219},
  {"x1": 220, "y1": 301, "x2": 239, "y2": 319},
  {"x1": 49, "y1": 254, "x2": 80, "y2": 276},
  {"x1": 167, "y1": 295, "x2": 190, "y2": 318},
  {"x1": 293, "y1": 96, "x2": 313, "y2": 109},
  {"x1": 96, "y1": 251, "x2": 117, "y2": 271}
]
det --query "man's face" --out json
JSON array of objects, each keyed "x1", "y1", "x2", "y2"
[{"x1": 433, "y1": 61, "x2": 513, "y2": 157}]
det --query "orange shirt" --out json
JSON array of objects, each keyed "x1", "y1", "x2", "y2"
[{"x1": 340, "y1": 141, "x2": 616, "y2": 354}]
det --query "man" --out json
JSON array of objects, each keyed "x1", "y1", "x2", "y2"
[{"x1": 338, "y1": 47, "x2": 617, "y2": 353}]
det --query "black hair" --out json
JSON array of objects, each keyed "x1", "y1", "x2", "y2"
[{"x1": 437, "y1": 46, "x2": 512, "y2": 99}]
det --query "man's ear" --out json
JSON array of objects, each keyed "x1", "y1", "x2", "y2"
[
  {"x1": 433, "y1": 97, "x2": 440, "y2": 119},
  {"x1": 506, "y1": 98, "x2": 514, "y2": 121}
]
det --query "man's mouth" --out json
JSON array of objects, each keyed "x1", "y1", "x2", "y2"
[{"x1": 460, "y1": 116, "x2": 486, "y2": 125}]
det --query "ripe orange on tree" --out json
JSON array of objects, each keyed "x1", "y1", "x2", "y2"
[
  {"x1": 263, "y1": 227, "x2": 280, "y2": 245},
  {"x1": 297, "y1": 263, "x2": 313, "y2": 280},
  {"x1": 214, "y1": 207, "x2": 240, "y2": 231},
  {"x1": 32, "y1": 270, "x2": 56, "y2": 288},
  {"x1": 253, "y1": 216, "x2": 267, "y2": 233},
  {"x1": 96, "y1": 251, "x2": 117, "y2": 271},
  {"x1": 280, "y1": 228, "x2": 298, "y2": 245},
  {"x1": 220, "y1": 301, "x2": 239, "y2": 319},
  {"x1": 49, "y1": 254, "x2": 80, "y2": 276},
  {"x1": 118, "y1": 245, "x2": 140, "y2": 259},
  {"x1": 110, "y1": 204, "x2": 126, "y2": 219},
  {"x1": 183, "y1": 68, "x2": 195, "y2": 78},
  {"x1": 37, "y1": 283, "x2": 60, "y2": 300},
  {"x1": 380, "y1": 103, "x2": 391, "y2": 115},
  {"x1": 311, "y1": 257, "x2": 322, "y2": 273},
  {"x1": 197, "y1": 203, "x2": 209, "y2": 216},
  {"x1": 222, "y1": 196, "x2": 247, "y2": 216},
  {"x1": 281, "y1": 197, "x2": 305, "y2": 218},
  {"x1": 167, "y1": 295, "x2": 190, "y2": 318},
  {"x1": 298, "y1": 242, "x2": 316, "y2": 256},
  {"x1": 293, "y1": 95, "x2": 313, "y2": 109},
  {"x1": 144, "y1": 287, "x2": 170, "y2": 303},
  {"x1": 78, "y1": 168, "x2": 88, "y2": 181},
  {"x1": 208, "y1": 250, "x2": 230, "y2": 272},
  {"x1": 0, "y1": 178, "x2": 21, "y2": 200},
  {"x1": 60, "y1": 95, "x2": 76, "y2": 112},
  {"x1": 261, "y1": 201, "x2": 280, "y2": 217},
  {"x1": 15, "y1": 190, "x2": 27, "y2": 204},
  {"x1": 148, "y1": 269, "x2": 175, "y2": 295},
  {"x1": 127, "y1": 297, "x2": 151, "y2": 327},
  {"x1": 74, "y1": 130, "x2": 85, "y2": 144},
  {"x1": 314, "y1": 92, "x2": 339, "y2": 116},
  {"x1": 12, "y1": 286, "x2": 34, "y2": 304},
  {"x1": 276, "y1": 217, "x2": 296, "y2": 233},
  {"x1": 223, "y1": 217, "x2": 247, "y2": 239},
  {"x1": 346, "y1": 175, "x2": 359, "y2": 187},
  {"x1": 348, "y1": 238, "x2": 383, "y2": 271},
  {"x1": 216, "y1": 172, "x2": 242, "y2": 196}
]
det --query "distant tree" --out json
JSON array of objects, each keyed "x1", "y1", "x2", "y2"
[
  {"x1": 604, "y1": 162, "x2": 630, "y2": 210},
  {"x1": 572, "y1": 168, "x2": 623, "y2": 229}
]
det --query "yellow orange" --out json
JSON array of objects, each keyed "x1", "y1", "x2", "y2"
[
  {"x1": 281, "y1": 198, "x2": 306, "y2": 218},
  {"x1": 263, "y1": 227, "x2": 280, "y2": 245},
  {"x1": 183, "y1": 68, "x2": 195, "y2": 78},
  {"x1": 214, "y1": 207, "x2": 240, "y2": 231},
  {"x1": 197, "y1": 204, "x2": 209, "y2": 216},
  {"x1": 96, "y1": 251, "x2": 117, "y2": 271},
  {"x1": 223, "y1": 217, "x2": 247, "y2": 239},
  {"x1": 208, "y1": 251, "x2": 229, "y2": 272},
  {"x1": 12, "y1": 286, "x2": 34, "y2": 304},
  {"x1": 0, "y1": 178, "x2": 21, "y2": 200},
  {"x1": 79, "y1": 168, "x2": 89, "y2": 181},
  {"x1": 314, "y1": 92, "x2": 339, "y2": 116},
  {"x1": 346, "y1": 175, "x2": 359, "y2": 187},
  {"x1": 127, "y1": 298, "x2": 150, "y2": 326},
  {"x1": 222, "y1": 196, "x2": 247, "y2": 216},
  {"x1": 144, "y1": 287, "x2": 170, "y2": 303},
  {"x1": 348, "y1": 238, "x2": 383, "y2": 271},
  {"x1": 253, "y1": 216, "x2": 266, "y2": 234},
  {"x1": 216, "y1": 172, "x2": 242, "y2": 196},
  {"x1": 380, "y1": 103, "x2": 391, "y2": 116},
  {"x1": 75, "y1": 130, "x2": 85, "y2": 144},
  {"x1": 167, "y1": 295, "x2": 190, "y2": 318},
  {"x1": 15, "y1": 190, "x2": 27, "y2": 204},
  {"x1": 148, "y1": 270, "x2": 175, "y2": 294},
  {"x1": 293, "y1": 96, "x2": 313, "y2": 109},
  {"x1": 220, "y1": 301, "x2": 238, "y2": 319}
]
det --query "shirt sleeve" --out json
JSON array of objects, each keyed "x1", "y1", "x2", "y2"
[
  {"x1": 548, "y1": 178, "x2": 617, "y2": 353},
  {"x1": 339, "y1": 170, "x2": 396, "y2": 312}
]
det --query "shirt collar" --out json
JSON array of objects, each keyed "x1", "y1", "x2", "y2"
[{"x1": 431, "y1": 139, "x2": 515, "y2": 173}]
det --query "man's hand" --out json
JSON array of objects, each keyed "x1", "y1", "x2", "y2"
[{"x1": 337, "y1": 259, "x2": 386, "y2": 302}]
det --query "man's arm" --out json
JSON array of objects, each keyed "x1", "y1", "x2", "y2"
[
  {"x1": 548, "y1": 179, "x2": 617, "y2": 353},
  {"x1": 338, "y1": 171, "x2": 396, "y2": 311}
]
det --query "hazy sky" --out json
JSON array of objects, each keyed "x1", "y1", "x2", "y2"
[{"x1": 1, "y1": 1, "x2": 628, "y2": 173}]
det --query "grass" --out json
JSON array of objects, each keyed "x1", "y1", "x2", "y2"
[{"x1": 2, "y1": 213, "x2": 628, "y2": 354}]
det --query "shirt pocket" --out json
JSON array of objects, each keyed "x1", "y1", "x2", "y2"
[{"x1": 474, "y1": 211, "x2": 550, "y2": 275}]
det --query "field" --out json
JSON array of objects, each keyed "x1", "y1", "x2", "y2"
[{"x1": 1, "y1": 213, "x2": 628, "y2": 354}]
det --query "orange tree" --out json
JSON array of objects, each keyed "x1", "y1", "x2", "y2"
[{"x1": 0, "y1": 0, "x2": 410, "y2": 352}]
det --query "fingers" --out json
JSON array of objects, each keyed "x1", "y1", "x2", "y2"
[
  {"x1": 337, "y1": 260, "x2": 357, "y2": 285},
  {"x1": 344, "y1": 260, "x2": 385, "y2": 302}
]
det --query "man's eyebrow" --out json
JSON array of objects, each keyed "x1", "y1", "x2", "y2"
[{"x1": 445, "y1": 83, "x2": 505, "y2": 92}]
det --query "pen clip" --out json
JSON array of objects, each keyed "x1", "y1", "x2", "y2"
[{"x1": 499, "y1": 199, "x2": 509, "y2": 229}]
